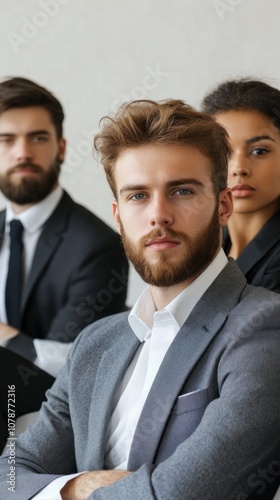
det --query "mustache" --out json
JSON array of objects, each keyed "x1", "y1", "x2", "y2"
[
  {"x1": 8, "y1": 162, "x2": 43, "y2": 174},
  {"x1": 141, "y1": 227, "x2": 190, "y2": 245}
]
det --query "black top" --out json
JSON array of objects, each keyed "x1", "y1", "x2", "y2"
[{"x1": 223, "y1": 209, "x2": 280, "y2": 293}]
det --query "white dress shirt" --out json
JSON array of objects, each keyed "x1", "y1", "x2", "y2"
[
  {"x1": 0, "y1": 186, "x2": 70, "y2": 376},
  {"x1": 105, "y1": 248, "x2": 228, "y2": 469},
  {"x1": 33, "y1": 249, "x2": 228, "y2": 499}
]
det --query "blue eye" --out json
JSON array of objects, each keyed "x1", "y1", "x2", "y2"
[
  {"x1": 131, "y1": 193, "x2": 146, "y2": 200},
  {"x1": 174, "y1": 188, "x2": 192, "y2": 195}
]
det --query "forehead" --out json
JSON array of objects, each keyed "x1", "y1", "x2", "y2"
[
  {"x1": 0, "y1": 106, "x2": 55, "y2": 134},
  {"x1": 215, "y1": 110, "x2": 280, "y2": 142},
  {"x1": 114, "y1": 143, "x2": 213, "y2": 188}
]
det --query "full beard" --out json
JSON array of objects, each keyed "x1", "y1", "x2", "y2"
[
  {"x1": 120, "y1": 208, "x2": 221, "y2": 287},
  {"x1": 0, "y1": 159, "x2": 61, "y2": 205}
]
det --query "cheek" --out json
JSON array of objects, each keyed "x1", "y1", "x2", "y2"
[
  {"x1": 261, "y1": 164, "x2": 280, "y2": 186},
  {"x1": 256, "y1": 170, "x2": 280, "y2": 199},
  {"x1": 180, "y1": 195, "x2": 216, "y2": 220},
  {"x1": 183, "y1": 209, "x2": 213, "y2": 236},
  {"x1": 121, "y1": 213, "x2": 148, "y2": 242},
  {"x1": 1, "y1": 150, "x2": 11, "y2": 162},
  {"x1": 123, "y1": 217, "x2": 143, "y2": 235}
]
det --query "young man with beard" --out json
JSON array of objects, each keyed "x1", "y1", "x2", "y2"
[
  {"x1": 1, "y1": 99, "x2": 280, "y2": 500},
  {"x1": 0, "y1": 77, "x2": 128, "y2": 453}
]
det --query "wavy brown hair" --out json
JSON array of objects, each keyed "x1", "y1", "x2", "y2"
[{"x1": 94, "y1": 99, "x2": 230, "y2": 198}]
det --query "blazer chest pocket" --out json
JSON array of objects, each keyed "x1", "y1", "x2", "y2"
[{"x1": 155, "y1": 388, "x2": 210, "y2": 464}]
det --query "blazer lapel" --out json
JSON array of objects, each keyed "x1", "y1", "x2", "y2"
[
  {"x1": 128, "y1": 260, "x2": 247, "y2": 469},
  {"x1": 237, "y1": 240, "x2": 265, "y2": 276},
  {"x1": 128, "y1": 305, "x2": 227, "y2": 469},
  {"x1": 21, "y1": 192, "x2": 71, "y2": 310},
  {"x1": 84, "y1": 327, "x2": 140, "y2": 468}
]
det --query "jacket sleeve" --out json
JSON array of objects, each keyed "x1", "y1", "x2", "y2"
[
  {"x1": 7, "y1": 232, "x2": 129, "y2": 361},
  {"x1": 0, "y1": 331, "x2": 82, "y2": 500}
]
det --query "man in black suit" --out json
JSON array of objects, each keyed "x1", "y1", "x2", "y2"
[{"x1": 0, "y1": 77, "x2": 129, "y2": 452}]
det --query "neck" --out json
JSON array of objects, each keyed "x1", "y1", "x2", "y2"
[
  {"x1": 10, "y1": 202, "x2": 36, "y2": 214},
  {"x1": 150, "y1": 266, "x2": 209, "y2": 310},
  {"x1": 150, "y1": 283, "x2": 187, "y2": 310}
]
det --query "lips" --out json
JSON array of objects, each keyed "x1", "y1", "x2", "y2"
[
  {"x1": 9, "y1": 163, "x2": 42, "y2": 175},
  {"x1": 145, "y1": 237, "x2": 180, "y2": 250},
  {"x1": 231, "y1": 184, "x2": 256, "y2": 198},
  {"x1": 11, "y1": 168, "x2": 39, "y2": 175}
]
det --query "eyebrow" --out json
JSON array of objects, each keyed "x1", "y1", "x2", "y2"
[
  {"x1": 246, "y1": 135, "x2": 276, "y2": 145},
  {"x1": 0, "y1": 130, "x2": 51, "y2": 137},
  {"x1": 120, "y1": 178, "x2": 205, "y2": 194}
]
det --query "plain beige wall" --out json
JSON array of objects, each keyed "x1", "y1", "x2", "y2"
[{"x1": 0, "y1": 0, "x2": 279, "y2": 304}]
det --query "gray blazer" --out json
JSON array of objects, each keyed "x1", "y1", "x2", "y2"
[{"x1": 1, "y1": 260, "x2": 280, "y2": 500}]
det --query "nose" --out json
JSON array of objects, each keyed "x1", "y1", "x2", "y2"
[
  {"x1": 14, "y1": 138, "x2": 33, "y2": 162},
  {"x1": 149, "y1": 195, "x2": 174, "y2": 227},
  {"x1": 229, "y1": 154, "x2": 250, "y2": 178}
]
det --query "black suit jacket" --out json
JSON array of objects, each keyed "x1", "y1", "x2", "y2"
[
  {"x1": 0, "y1": 190, "x2": 129, "y2": 361},
  {"x1": 223, "y1": 209, "x2": 280, "y2": 293}
]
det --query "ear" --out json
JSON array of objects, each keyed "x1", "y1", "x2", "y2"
[
  {"x1": 218, "y1": 188, "x2": 233, "y2": 227},
  {"x1": 58, "y1": 138, "x2": 66, "y2": 163},
  {"x1": 112, "y1": 200, "x2": 121, "y2": 233}
]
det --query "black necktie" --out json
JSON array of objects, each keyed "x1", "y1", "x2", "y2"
[{"x1": 5, "y1": 219, "x2": 24, "y2": 328}]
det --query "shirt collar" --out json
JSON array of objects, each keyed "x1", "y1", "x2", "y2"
[
  {"x1": 129, "y1": 248, "x2": 228, "y2": 341},
  {"x1": 167, "y1": 248, "x2": 228, "y2": 328},
  {"x1": 5, "y1": 186, "x2": 63, "y2": 234}
]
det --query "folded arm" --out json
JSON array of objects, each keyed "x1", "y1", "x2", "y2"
[{"x1": 60, "y1": 471, "x2": 131, "y2": 500}]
